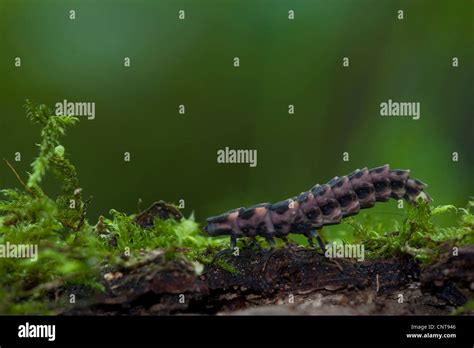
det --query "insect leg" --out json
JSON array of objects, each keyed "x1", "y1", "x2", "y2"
[
  {"x1": 310, "y1": 229, "x2": 326, "y2": 251},
  {"x1": 265, "y1": 236, "x2": 276, "y2": 250},
  {"x1": 230, "y1": 235, "x2": 237, "y2": 251}
]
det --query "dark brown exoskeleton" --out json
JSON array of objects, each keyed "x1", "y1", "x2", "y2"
[{"x1": 204, "y1": 165, "x2": 431, "y2": 260}]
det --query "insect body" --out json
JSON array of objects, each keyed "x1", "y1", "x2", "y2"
[{"x1": 203, "y1": 164, "x2": 431, "y2": 251}]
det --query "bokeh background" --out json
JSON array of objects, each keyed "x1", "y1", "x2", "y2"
[{"x1": 0, "y1": 0, "x2": 472, "y2": 236}]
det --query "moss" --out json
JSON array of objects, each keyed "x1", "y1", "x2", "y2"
[
  {"x1": 0, "y1": 102, "x2": 105, "y2": 314},
  {"x1": 0, "y1": 189, "x2": 107, "y2": 314},
  {"x1": 24, "y1": 100, "x2": 78, "y2": 189},
  {"x1": 344, "y1": 198, "x2": 474, "y2": 263},
  {"x1": 105, "y1": 209, "x2": 227, "y2": 264},
  {"x1": 451, "y1": 299, "x2": 474, "y2": 315}
]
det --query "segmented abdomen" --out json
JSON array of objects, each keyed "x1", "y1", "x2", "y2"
[{"x1": 204, "y1": 164, "x2": 431, "y2": 240}]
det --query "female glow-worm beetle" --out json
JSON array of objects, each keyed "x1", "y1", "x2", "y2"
[{"x1": 203, "y1": 164, "x2": 431, "y2": 253}]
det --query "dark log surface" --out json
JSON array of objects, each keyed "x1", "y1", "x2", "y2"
[{"x1": 63, "y1": 246, "x2": 474, "y2": 316}]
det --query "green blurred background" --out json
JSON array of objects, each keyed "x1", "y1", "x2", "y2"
[{"x1": 0, "y1": 0, "x2": 472, "y2": 233}]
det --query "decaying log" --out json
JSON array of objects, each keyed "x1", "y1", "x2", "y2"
[
  {"x1": 60, "y1": 246, "x2": 473, "y2": 315},
  {"x1": 134, "y1": 201, "x2": 184, "y2": 228},
  {"x1": 204, "y1": 247, "x2": 419, "y2": 294},
  {"x1": 58, "y1": 196, "x2": 474, "y2": 315},
  {"x1": 421, "y1": 245, "x2": 474, "y2": 307}
]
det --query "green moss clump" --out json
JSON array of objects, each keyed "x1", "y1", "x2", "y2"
[
  {"x1": 25, "y1": 99, "x2": 85, "y2": 229},
  {"x1": 345, "y1": 199, "x2": 474, "y2": 263},
  {"x1": 104, "y1": 209, "x2": 227, "y2": 263},
  {"x1": 451, "y1": 299, "x2": 474, "y2": 315},
  {"x1": 0, "y1": 101, "x2": 107, "y2": 314},
  {"x1": 0, "y1": 187, "x2": 107, "y2": 314}
]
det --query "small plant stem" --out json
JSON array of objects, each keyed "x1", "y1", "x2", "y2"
[{"x1": 3, "y1": 158, "x2": 37, "y2": 198}]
